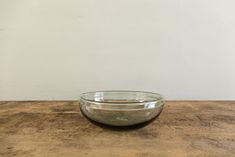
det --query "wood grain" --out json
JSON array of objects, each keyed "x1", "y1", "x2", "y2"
[{"x1": 0, "y1": 101, "x2": 234, "y2": 157}]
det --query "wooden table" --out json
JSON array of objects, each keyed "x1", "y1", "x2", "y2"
[{"x1": 0, "y1": 101, "x2": 234, "y2": 157}]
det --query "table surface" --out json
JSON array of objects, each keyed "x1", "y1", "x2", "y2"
[{"x1": 0, "y1": 101, "x2": 234, "y2": 157}]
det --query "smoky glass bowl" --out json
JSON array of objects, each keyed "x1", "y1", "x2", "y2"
[{"x1": 79, "y1": 91, "x2": 165, "y2": 126}]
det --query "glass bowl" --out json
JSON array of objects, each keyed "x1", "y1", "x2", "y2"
[{"x1": 79, "y1": 91, "x2": 165, "y2": 126}]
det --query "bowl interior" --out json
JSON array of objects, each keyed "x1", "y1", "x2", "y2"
[{"x1": 80, "y1": 91, "x2": 163, "y2": 104}]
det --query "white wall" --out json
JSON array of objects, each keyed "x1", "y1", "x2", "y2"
[{"x1": 1, "y1": 0, "x2": 235, "y2": 100}]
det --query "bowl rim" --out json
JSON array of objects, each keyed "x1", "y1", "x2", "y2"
[{"x1": 80, "y1": 90, "x2": 164, "y2": 105}]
